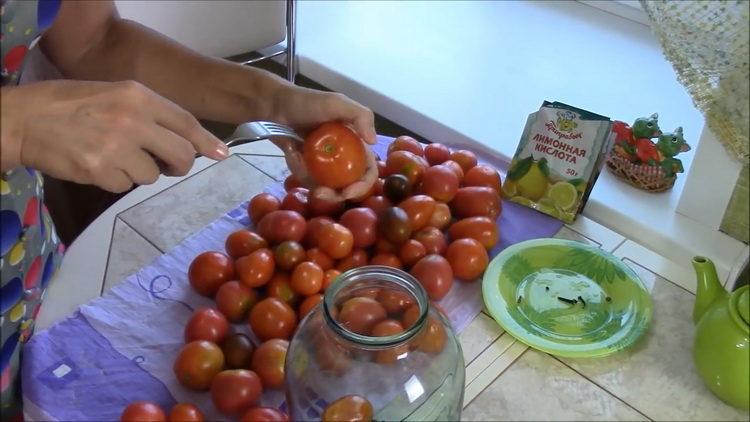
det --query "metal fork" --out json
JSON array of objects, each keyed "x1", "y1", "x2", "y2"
[{"x1": 196, "y1": 121, "x2": 303, "y2": 158}]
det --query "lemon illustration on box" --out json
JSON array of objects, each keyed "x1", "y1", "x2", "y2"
[{"x1": 505, "y1": 102, "x2": 613, "y2": 223}]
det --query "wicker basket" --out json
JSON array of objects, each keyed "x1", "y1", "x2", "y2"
[{"x1": 605, "y1": 153, "x2": 676, "y2": 192}]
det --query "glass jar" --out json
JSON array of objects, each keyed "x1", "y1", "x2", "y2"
[{"x1": 285, "y1": 266, "x2": 465, "y2": 421}]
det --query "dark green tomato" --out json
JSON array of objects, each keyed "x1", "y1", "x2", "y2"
[
  {"x1": 383, "y1": 174, "x2": 412, "y2": 203},
  {"x1": 379, "y1": 207, "x2": 412, "y2": 245}
]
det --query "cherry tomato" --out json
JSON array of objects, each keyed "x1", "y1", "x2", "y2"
[
  {"x1": 354, "y1": 287, "x2": 381, "y2": 300},
  {"x1": 417, "y1": 316, "x2": 446, "y2": 354},
  {"x1": 283, "y1": 175, "x2": 301, "y2": 192},
  {"x1": 369, "y1": 253, "x2": 402, "y2": 269},
  {"x1": 210, "y1": 369, "x2": 263, "y2": 416},
  {"x1": 225, "y1": 230, "x2": 267, "y2": 259},
  {"x1": 188, "y1": 252, "x2": 235, "y2": 297},
  {"x1": 265, "y1": 272, "x2": 299, "y2": 306},
  {"x1": 385, "y1": 150, "x2": 426, "y2": 186},
  {"x1": 411, "y1": 255, "x2": 453, "y2": 300},
  {"x1": 377, "y1": 289, "x2": 415, "y2": 314},
  {"x1": 424, "y1": 143, "x2": 451, "y2": 165},
  {"x1": 440, "y1": 160, "x2": 465, "y2": 181},
  {"x1": 413, "y1": 226, "x2": 447, "y2": 255},
  {"x1": 306, "y1": 247, "x2": 334, "y2": 271},
  {"x1": 322, "y1": 395, "x2": 373, "y2": 422},
  {"x1": 379, "y1": 207, "x2": 412, "y2": 245},
  {"x1": 376, "y1": 160, "x2": 387, "y2": 178},
  {"x1": 280, "y1": 187, "x2": 309, "y2": 217},
  {"x1": 168, "y1": 403, "x2": 204, "y2": 422},
  {"x1": 450, "y1": 149, "x2": 478, "y2": 172},
  {"x1": 304, "y1": 217, "x2": 334, "y2": 248},
  {"x1": 339, "y1": 208, "x2": 378, "y2": 249},
  {"x1": 308, "y1": 193, "x2": 345, "y2": 217},
  {"x1": 398, "y1": 239, "x2": 427, "y2": 268},
  {"x1": 421, "y1": 165, "x2": 459, "y2": 202},
  {"x1": 173, "y1": 341, "x2": 224, "y2": 391},
  {"x1": 373, "y1": 178, "x2": 385, "y2": 196},
  {"x1": 121, "y1": 401, "x2": 166, "y2": 422},
  {"x1": 235, "y1": 248, "x2": 275, "y2": 288},
  {"x1": 318, "y1": 223, "x2": 354, "y2": 259},
  {"x1": 249, "y1": 298, "x2": 297, "y2": 340},
  {"x1": 382, "y1": 173, "x2": 413, "y2": 204},
  {"x1": 464, "y1": 164, "x2": 502, "y2": 192},
  {"x1": 240, "y1": 408, "x2": 290, "y2": 422},
  {"x1": 222, "y1": 333, "x2": 254, "y2": 370},
  {"x1": 274, "y1": 240, "x2": 305, "y2": 271},
  {"x1": 248, "y1": 193, "x2": 280, "y2": 225},
  {"x1": 375, "y1": 237, "x2": 397, "y2": 254},
  {"x1": 185, "y1": 308, "x2": 229, "y2": 344},
  {"x1": 448, "y1": 216, "x2": 499, "y2": 249},
  {"x1": 371, "y1": 319, "x2": 408, "y2": 364},
  {"x1": 446, "y1": 238, "x2": 489, "y2": 281},
  {"x1": 215, "y1": 281, "x2": 257, "y2": 323},
  {"x1": 257, "y1": 210, "x2": 307, "y2": 245},
  {"x1": 338, "y1": 297, "x2": 387, "y2": 335},
  {"x1": 291, "y1": 261, "x2": 324, "y2": 296},
  {"x1": 401, "y1": 304, "x2": 421, "y2": 329},
  {"x1": 361, "y1": 195, "x2": 392, "y2": 216},
  {"x1": 314, "y1": 334, "x2": 352, "y2": 374},
  {"x1": 398, "y1": 195, "x2": 436, "y2": 231},
  {"x1": 250, "y1": 339, "x2": 288, "y2": 389},
  {"x1": 322, "y1": 269, "x2": 341, "y2": 291},
  {"x1": 303, "y1": 122, "x2": 367, "y2": 189},
  {"x1": 450, "y1": 187, "x2": 501, "y2": 219},
  {"x1": 335, "y1": 248, "x2": 368, "y2": 272},
  {"x1": 387, "y1": 135, "x2": 424, "y2": 156},
  {"x1": 299, "y1": 293, "x2": 324, "y2": 319},
  {"x1": 427, "y1": 202, "x2": 451, "y2": 230}
]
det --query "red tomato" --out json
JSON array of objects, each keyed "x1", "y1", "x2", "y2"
[
  {"x1": 361, "y1": 195, "x2": 392, "y2": 216},
  {"x1": 248, "y1": 193, "x2": 280, "y2": 225},
  {"x1": 303, "y1": 122, "x2": 367, "y2": 189},
  {"x1": 173, "y1": 341, "x2": 225, "y2": 391},
  {"x1": 235, "y1": 248, "x2": 275, "y2": 288},
  {"x1": 306, "y1": 247, "x2": 334, "y2": 271},
  {"x1": 188, "y1": 252, "x2": 235, "y2": 297},
  {"x1": 283, "y1": 175, "x2": 301, "y2": 192},
  {"x1": 413, "y1": 226, "x2": 447, "y2": 255},
  {"x1": 299, "y1": 294, "x2": 324, "y2": 319},
  {"x1": 274, "y1": 241, "x2": 306, "y2": 271},
  {"x1": 424, "y1": 143, "x2": 451, "y2": 166},
  {"x1": 222, "y1": 333, "x2": 254, "y2": 370},
  {"x1": 338, "y1": 297, "x2": 388, "y2": 335},
  {"x1": 376, "y1": 160, "x2": 387, "y2": 178},
  {"x1": 369, "y1": 253, "x2": 403, "y2": 269},
  {"x1": 121, "y1": 401, "x2": 166, "y2": 422},
  {"x1": 265, "y1": 272, "x2": 299, "y2": 306},
  {"x1": 185, "y1": 308, "x2": 229, "y2": 344},
  {"x1": 280, "y1": 187, "x2": 309, "y2": 217},
  {"x1": 318, "y1": 223, "x2": 354, "y2": 259},
  {"x1": 450, "y1": 187, "x2": 501, "y2": 219},
  {"x1": 168, "y1": 403, "x2": 204, "y2": 422},
  {"x1": 411, "y1": 255, "x2": 453, "y2": 300},
  {"x1": 387, "y1": 136, "x2": 424, "y2": 157},
  {"x1": 354, "y1": 287, "x2": 381, "y2": 300},
  {"x1": 250, "y1": 339, "x2": 289, "y2": 389},
  {"x1": 373, "y1": 178, "x2": 385, "y2": 196},
  {"x1": 385, "y1": 150, "x2": 427, "y2": 185},
  {"x1": 339, "y1": 208, "x2": 378, "y2": 248},
  {"x1": 257, "y1": 210, "x2": 307, "y2": 245},
  {"x1": 448, "y1": 216, "x2": 499, "y2": 249},
  {"x1": 304, "y1": 217, "x2": 334, "y2": 248},
  {"x1": 398, "y1": 239, "x2": 427, "y2": 268},
  {"x1": 249, "y1": 298, "x2": 297, "y2": 340},
  {"x1": 216, "y1": 281, "x2": 257, "y2": 323},
  {"x1": 371, "y1": 319, "x2": 408, "y2": 364},
  {"x1": 421, "y1": 165, "x2": 459, "y2": 202},
  {"x1": 336, "y1": 248, "x2": 369, "y2": 272},
  {"x1": 322, "y1": 269, "x2": 341, "y2": 291},
  {"x1": 440, "y1": 160, "x2": 465, "y2": 181},
  {"x1": 427, "y1": 202, "x2": 451, "y2": 230},
  {"x1": 417, "y1": 316, "x2": 446, "y2": 354},
  {"x1": 375, "y1": 237, "x2": 397, "y2": 254},
  {"x1": 240, "y1": 408, "x2": 290, "y2": 422},
  {"x1": 210, "y1": 370, "x2": 263, "y2": 416},
  {"x1": 446, "y1": 238, "x2": 489, "y2": 281},
  {"x1": 377, "y1": 289, "x2": 415, "y2": 314},
  {"x1": 464, "y1": 164, "x2": 502, "y2": 192},
  {"x1": 322, "y1": 396, "x2": 373, "y2": 422},
  {"x1": 225, "y1": 230, "x2": 267, "y2": 259},
  {"x1": 450, "y1": 149, "x2": 478, "y2": 172},
  {"x1": 291, "y1": 261, "x2": 324, "y2": 296},
  {"x1": 398, "y1": 195, "x2": 436, "y2": 231},
  {"x1": 401, "y1": 304, "x2": 421, "y2": 329},
  {"x1": 308, "y1": 193, "x2": 345, "y2": 217},
  {"x1": 314, "y1": 333, "x2": 353, "y2": 374}
]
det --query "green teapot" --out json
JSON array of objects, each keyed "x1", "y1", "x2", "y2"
[{"x1": 692, "y1": 256, "x2": 749, "y2": 410}]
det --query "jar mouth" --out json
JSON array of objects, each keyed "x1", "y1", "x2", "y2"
[{"x1": 323, "y1": 265, "x2": 429, "y2": 348}]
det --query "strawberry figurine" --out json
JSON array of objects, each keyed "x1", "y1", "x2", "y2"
[{"x1": 635, "y1": 138, "x2": 660, "y2": 164}]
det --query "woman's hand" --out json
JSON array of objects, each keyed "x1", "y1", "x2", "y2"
[
  {"x1": 1, "y1": 80, "x2": 228, "y2": 193},
  {"x1": 270, "y1": 86, "x2": 378, "y2": 201}
]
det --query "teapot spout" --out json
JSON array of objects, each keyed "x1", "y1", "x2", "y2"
[{"x1": 692, "y1": 256, "x2": 728, "y2": 324}]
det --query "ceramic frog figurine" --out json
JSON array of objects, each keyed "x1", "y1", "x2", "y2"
[
  {"x1": 631, "y1": 113, "x2": 661, "y2": 139},
  {"x1": 656, "y1": 127, "x2": 690, "y2": 177}
]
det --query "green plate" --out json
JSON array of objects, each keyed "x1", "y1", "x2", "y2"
[{"x1": 482, "y1": 238, "x2": 652, "y2": 358}]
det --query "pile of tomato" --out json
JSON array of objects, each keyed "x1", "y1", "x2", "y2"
[{"x1": 120, "y1": 133, "x2": 502, "y2": 422}]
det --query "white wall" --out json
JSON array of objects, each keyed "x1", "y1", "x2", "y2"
[{"x1": 115, "y1": 0, "x2": 286, "y2": 58}]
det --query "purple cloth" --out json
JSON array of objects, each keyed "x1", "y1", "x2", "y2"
[{"x1": 21, "y1": 136, "x2": 562, "y2": 420}]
